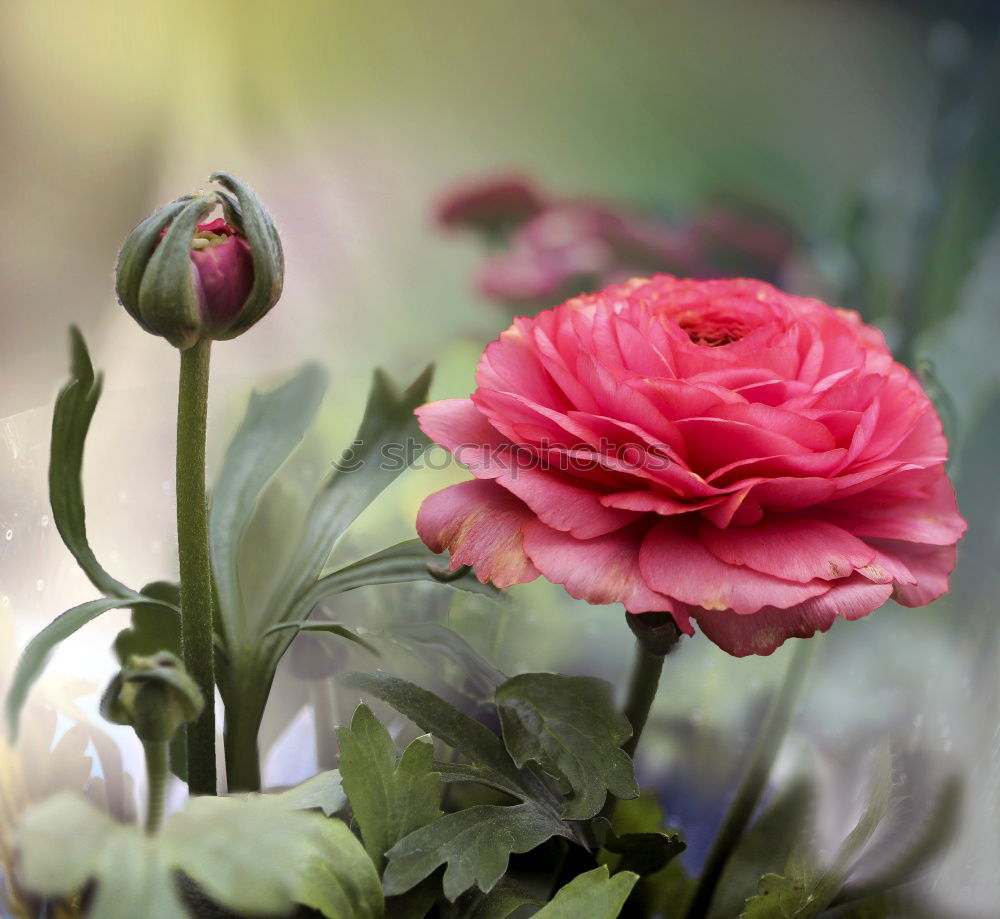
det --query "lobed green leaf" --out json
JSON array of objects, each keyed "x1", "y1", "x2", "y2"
[
  {"x1": 383, "y1": 801, "x2": 570, "y2": 901},
  {"x1": 17, "y1": 791, "x2": 383, "y2": 919},
  {"x1": 495, "y1": 673, "x2": 638, "y2": 819},
  {"x1": 338, "y1": 703, "x2": 443, "y2": 872},
  {"x1": 534, "y1": 865, "x2": 638, "y2": 918}
]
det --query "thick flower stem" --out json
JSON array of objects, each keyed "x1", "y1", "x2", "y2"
[
  {"x1": 143, "y1": 740, "x2": 169, "y2": 834},
  {"x1": 597, "y1": 613, "x2": 682, "y2": 832},
  {"x1": 622, "y1": 611, "x2": 683, "y2": 758},
  {"x1": 176, "y1": 338, "x2": 216, "y2": 796},
  {"x1": 622, "y1": 643, "x2": 667, "y2": 760},
  {"x1": 682, "y1": 638, "x2": 816, "y2": 919}
]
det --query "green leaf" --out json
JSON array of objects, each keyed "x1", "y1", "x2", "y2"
[
  {"x1": 742, "y1": 873, "x2": 809, "y2": 919},
  {"x1": 742, "y1": 749, "x2": 894, "y2": 919},
  {"x1": 447, "y1": 877, "x2": 542, "y2": 918},
  {"x1": 495, "y1": 673, "x2": 638, "y2": 819},
  {"x1": 432, "y1": 761, "x2": 529, "y2": 802},
  {"x1": 49, "y1": 327, "x2": 137, "y2": 600},
  {"x1": 343, "y1": 671, "x2": 525, "y2": 793},
  {"x1": 338, "y1": 703, "x2": 443, "y2": 872},
  {"x1": 389, "y1": 622, "x2": 508, "y2": 698},
  {"x1": 293, "y1": 812, "x2": 385, "y2": 919},
  {"x1": 534, "y1": 865, "x2": 638, "y2": 918},
  {"x1": 270, "y1": 366, "x2": 433, "y2": 627},
  {"x1": 18, "y1": 791, "x2": 383, "y2": 919},
  {"x1": 602, "y1": 829, "x2": 686, "y2": 878},
  {"x1": 289, "y1": 540, "x2": 501, "y2": 624},
  {"x1": 840, "y1": 773, "x2": 961, "y2": 903},
  {"x1": 209, "y1": 363, "x2": 327, "y2": 643},
  {"x1": 258, "y1": 769, "x2": 348, "y2": 816},
  {"x1": 265, "y1": 620, "x2": 380, "y2": 657},
  {"x1": 385, "y1": 873, "x2": 444, "y2": 919},
  {"x1": 598, "y1": 793, "x2": 693, "y2": 919},
  {"x1": 113, "y1": 581, "x2": 182, "y2": 662},
  {"x1": 708, "y1": 777, "x2": 816, "y2": 919},
  {"x1": 6, "y1": 596, "x2": 176, "y2": 740},
  {"x1": 384, "y1": 801, "x2": 570, "y2": 901}
]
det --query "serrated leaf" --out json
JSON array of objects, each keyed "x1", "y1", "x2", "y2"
[
  {"x1": 49, "y1": 327, "x2": 137, "y2": 600},
  {"x1": 602, "y1": 829, "x2": 686, "y2": 878},
  {"x1": 597, "y1": 792, "x2": 692, "y2": 919},
  {"x1": 18, "y1": 791, "x2": 383, "y2": 919},
  {"x1": 338, "y1": 703, "x2": 443, "y2": 872},
  {"x1": 113, "y1": 582, "x2": 182, "y2": 662},
  {"x1": 302, "y1": 540, "x2": 502, "y2": 609},
  {"x1": 209, "y1": 363, "x2": 327, "y2": 643},
  {"x1": 343, "y1": 671, "x2": 525, "y2": 792},
  {"x1": 742, "y1": 873, "x2": 809, "y2": 918},
  {"x1": 6, "y1": 596, "x2": 176, "y2": 740},
  {"x1": 708, "y1": 777, "x2": 816, "y2": 919},
  {"x1": 258, "y1": 769, "x2": 347, "y2": 816},
  {"x1": 447, "y1": 877, "x2": 542, "y2": 918},
  {"x1": 270, "y1": 366, "x2": 433, "y2": 628},
  {"x1": 384, "y1": 801, "x2": 570, "y2": 900},
  {"x1": 535, "y1": 865, "x2": 638, "y2": 918},
  {"x1": 495, "y1": 673, "x2": 638, "y2": 819},
  {"x1": 265, "y1": 620, "x2": 380, "y2": 656},
  {"x1": 742, "y1": 749, "x2": 894, "y2": 919}
]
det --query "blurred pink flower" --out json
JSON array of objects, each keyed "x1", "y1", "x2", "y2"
[
  {"x1": 435, "y1": 174, "x2": 800, "y2": 310},
  {"x1": 477, "y1": 203, "x2": 699, "y2": 307},
  {"x1": 416, "y1": 276, "x2": 965, "y2": 656}
]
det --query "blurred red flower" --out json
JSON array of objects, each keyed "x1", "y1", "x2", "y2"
[{"x1": 416, "y1": 276, "x2": 965, "y2": 656}]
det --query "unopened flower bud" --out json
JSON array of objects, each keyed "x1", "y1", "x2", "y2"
[
  {"x1": 100, "y1": 652, "x2": 204, "y2": 743},
  {"x1": 115, "y1": 173, "x2": 283, "y2": 349}
]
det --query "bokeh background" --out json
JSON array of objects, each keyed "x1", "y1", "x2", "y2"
[{"x1": 1, "y1": 1, "x2": 999, "y2": 916}]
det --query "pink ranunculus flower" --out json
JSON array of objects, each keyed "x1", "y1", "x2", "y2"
[{"x1": 416, "y1": 276, "x2": 966, "y2": 656}]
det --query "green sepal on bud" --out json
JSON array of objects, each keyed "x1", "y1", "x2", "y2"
[
  {"x1": 100, "y1": 651, "x2": 204, "y2": 744},
  {"x1": 115, "y1": 173, "x2": 283, "y2": 350}
]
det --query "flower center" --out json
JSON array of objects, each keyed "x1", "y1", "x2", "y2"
[
  {"x1": 674, "y1": 309, "x2": 749, "y2": 346},
  {"x1": 190, "y1": 217, "x2": 239, "y2": 251}
]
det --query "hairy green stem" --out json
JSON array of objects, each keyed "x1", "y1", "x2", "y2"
[
  {"x1": 683, "y1": 638, "x2": 816, "y2": 919},
  {"x1": 143, "y1": 740, "x2": 169, "y2": 834},
  {"x1": 177, "y1": 338, "x2": 216, "y2": 795},
  {"x1": 597, "y1": 614, "x2": 682, "y2": 834},
  {"x1": 621, "y1": 643, "x2": 667, "y2": 760}
]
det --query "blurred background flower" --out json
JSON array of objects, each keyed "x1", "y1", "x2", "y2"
[{"x1": 1, "y1": 2, "x2": 998, "y2": 915}]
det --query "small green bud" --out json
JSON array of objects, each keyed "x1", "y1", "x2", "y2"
[
  {"x1": 100, "y1": 652, "x2": 204, "y2": 743},
  {"x1": 115, "y1": 173, "x2": 284, "y2": 349}
]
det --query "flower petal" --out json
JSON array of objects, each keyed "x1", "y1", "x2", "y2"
[
  {"x1": 699, "y1": 518, "x2": 875, "y2": 583},
  {"x1": 521, "y1": 520, "x2": 692, "y2": 626},
  {"x1": 639, "y1": 521, "x2": 829, "y2": 614},
  {"x1": 416, "y1": 480, "x2": 538, "y2": 588},
  {"x1": 692, "y1": 577, "x2": 893, "y2": 656}
]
